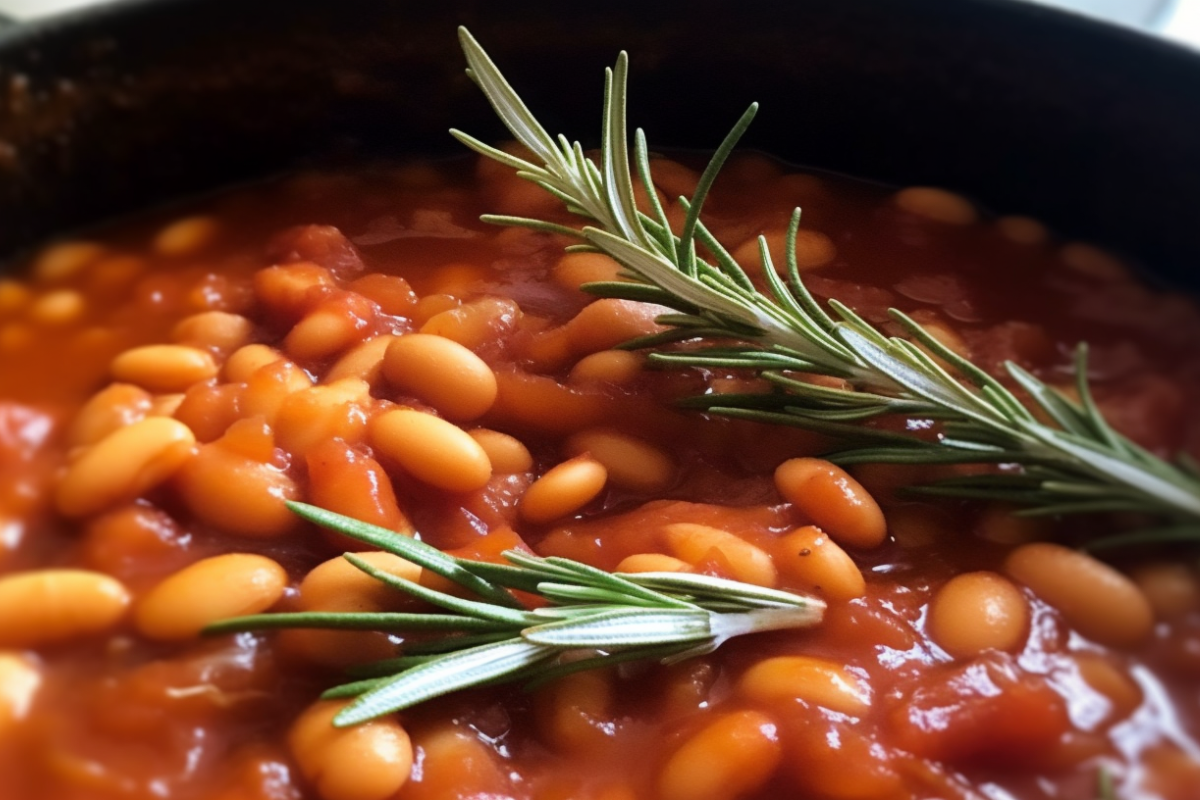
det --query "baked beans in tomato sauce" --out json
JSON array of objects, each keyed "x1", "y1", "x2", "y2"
[{"x1": 0, "y1": 153, "x2": 1197, "y2": 800}]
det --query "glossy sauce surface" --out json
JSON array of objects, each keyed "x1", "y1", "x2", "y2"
[{"x1": 0, "y1": 154, "x2": 1198, "y2": 800}]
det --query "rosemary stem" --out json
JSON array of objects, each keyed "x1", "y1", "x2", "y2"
[{"x1": 709, "y1": 605, "x2": 828, "y2": 643}]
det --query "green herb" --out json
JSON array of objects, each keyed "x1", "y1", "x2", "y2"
[
  {"x1": 452, "y1": 27, "x2": 1200, "y2": 545},
  {"x1": 207, "y1": 502, "x2": 824, "y2": 726},
  {"x1": 1096, "y1": 765, "x2": 1119, "y2": 800}
]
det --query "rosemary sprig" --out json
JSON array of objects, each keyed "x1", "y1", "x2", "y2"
[
  {"x1": 452, "y1": 28, "x2": 1200, "y2": 543},
  {"x1": 207, "y1": 502, "x2": 825, "y2": 726}
]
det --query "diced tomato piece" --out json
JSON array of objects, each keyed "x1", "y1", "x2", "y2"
[{"x1": 888, "y1": 653, "x2": 1070, "y2": 765}]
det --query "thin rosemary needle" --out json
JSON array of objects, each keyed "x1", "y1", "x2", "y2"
[
  {"x1": 205, "y1": 502, "x2": 826, "y2": 726},
  {"x1": 451, "y1": 26, "x2": 1200, "y2": 545}
]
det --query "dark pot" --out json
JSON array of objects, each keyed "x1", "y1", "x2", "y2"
[{"x1": 1, "y1": 0, "x2": 1199, "y2": 289}]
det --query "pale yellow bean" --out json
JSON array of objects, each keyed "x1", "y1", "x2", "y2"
[
  {"x1": 534, "y1": 668, "x2": 615, "y2": 754},
  {"x1": 974, "y1": 502, "x2": 1048, "y2": 544},
  {"x1": 664, "y1": 523, "x2": 777, "y2": 587},
  {"x1": 285, "y1": 551, "x2": 419, "y2": 669},
  {"x1": 286, "y1": 307, "x2": 361, "y2": 362},
  {"x1": 111, "y1": 344, "x2": 219, "y2": 392},
  {"x1": 275, "y1": 379, "x2": 370, "y2": 457},
  {"x1": 370, "y1": 408, "x2": 492, "y2": 493},
  {"x1": 468, "y1": 429, "x2": 534, "y2": 474},
  {"x1": 175, "y1": 442, "x2": 299, "y2": 537},
  {"x1": 29, "y1": 290, "x2": 85, "y2": 325},
  {"x1": 382, "y1": 334, "x2": 498, "y2": 421},
  {"x1": 299, "y1": 551, "x2": 421, "y2": 613},
  {"x1": 0, "y1": 653, "x2": 41, "y2": 732},
  {"x1": 564, "y1": 299, "x2": 665, "y2": 356},
  {"x1": 419, "y1": 296, "x2": 521, "y2": 351},
  {"x1": 171, "y1": 311, "x2": 253, "y2": 352},
  {"x1": 1131, "y1": 562, "x2": 1200, "y2": 619},
  {"x1": 774, "y1": 458, "x2": 887, "y2": 549},
  {"x1": 927, "y1": 571, "x2": 1030, "y2": 657},
  {"x1": 405, "y1": 724, "x2": 510, "y2": 800},
  {"x1": 0, "y1": 570, "x2": 130, "y2": 647},
  {"x1": 155, "y1": 215, "x2": 218, "y2": 256},
  {"x1": 894, "y1": 186, "x2": 978, "y2": 224},
  {"x1": 68, "y1": 383, "x2": 152, "y2": 447},
  {"x1": 615, "y1": 553, "x2": 691, "y2": 573},
  {"x1": 135, "y1": 553, "x2": 288, "y2": 641},
  {"x1": 32, "y1": 241, "x2": 104, "y2": 282},
  {"x1": 657, "y1": 710, "x2": 781, "y2": 800},
  {"x1": 1005, "y1": 543, "x2": 1153, "y2": 647},
  {"x1": 255, "y1": 262, "x2": 335, "y2": 317},
  {"x1": 290, "y1": 700, "x2": 413, "y2": 800},
  {"x1": 551, "y1": 251, "x2": 622, "y2": 291},
  {"x1": 224, "y1": 343, "x2": 285, "y2": 382},
  {"x1": 242, "y1": 358, "x2": 315, "y2": 424},
  {"x1": 325, "y1": 335, "x2": 397, "y2": 386},
  {"x1": 565, "y1": 429, "x2": 675, "y2": 493},
  {"x1": 520, "y1": 456, "x2": 608, "y2": 524},
  {"x1": 773, "y1": 525, "x2": 865, "y2": 601},
  {"x1": 149, "y1": 393, "x2": 186, "y2": 417},
  {"x1": 738, "y1": 656, "x2": 870, "y2": 715},
  {"x1": 57, "y1": 417, "x2": 196, "y2": 517},
  {"x1": 215, "y1": 416, "x2": 276, "y2": 462},
  {"x1": 567, "y1": 350, "x2": 643, "y2": 385},
  {"x1": 411, "y1": 293, "x2": 459, "y2": 325},
  {"x1": 732, "y1": 228, "x2": 836, "y2": 272}
]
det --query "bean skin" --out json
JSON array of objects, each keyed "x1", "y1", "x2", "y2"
[
  {"x1": 468, "y1": 429, "x2": 534, "y2": 474},
  {"x1": 370, "y1": 408, "x2": 492, "y2": 493},
  {"x1": 565, "y1": 428, "x2": 675, "y2": 493},
  {"x1": 135, "y1": 553, "x2": 288, "y2": 641},
  {"x1": 520, "y1": 456, "x2": 608, "y2": 524},
  {"x1": 67, "y1": 383, "x2": 152, "y2": 447},
  {"x1": 772, "y1": 525, "x2": 865, "y2": 601},
  {"x1": 110, "y1": 344, "x2": 219, "y2": 393},
  {"x1": 657, "y1": 710, "x2": 781, "y2": 800},
  {"x1": 382, "y1": 334, "x2": 497, "y2": 421},
  {"x1": 175, "y1": 442, "x2": 299, "y2": 537},
  {"x1": 289, "y1": 700, "x2": 413, "y2": 800},
  {"x1": 665, "y1": 522, "x2": 777, "y2": 587},
  {"x1": 774, "y1": 458, "x2": 887, "y2": 549},
  {"x1": 57, "y1": 417, "x2": 196, "y2": 517},
  {"x1": 0, "y1": 570, "x2": 130, "y2": 647},
  {"x1": 1005, "y1": 543, "x2": 1153, "y2": 648},
  {"x1": 738, "y1": 655, "x2": 870, "y2": 715},
  {"x1": 927, "y1": 571, "x2": 1030, "y2": 658}
]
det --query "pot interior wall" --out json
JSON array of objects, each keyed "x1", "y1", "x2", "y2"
[{"x1": 1, "y1": 0, "x2": 1198, "y2": 289}]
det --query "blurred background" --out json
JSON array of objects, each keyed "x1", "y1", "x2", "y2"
[
  {"x1": 6, "y1": 0, "x2": 1200, "y2": 46},
  {"x1": 0, "y1": 0, "x2": 1197, "y2": 45}
]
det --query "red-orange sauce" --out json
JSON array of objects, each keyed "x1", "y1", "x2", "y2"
[{"x1": 0, "y1": 154, "x2": 1197, "y2": 800}]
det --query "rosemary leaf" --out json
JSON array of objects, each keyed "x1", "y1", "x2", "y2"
[
  {"x1": 288, "y1": 502, "x2": 522, "y2": 608},
  {"x1": 204, "y1": 611, "x2": 507, "y2": 635},
  {"x1": 342, "y1": 553, "x2": 536, "y2": 626},
  {"x1": 521, "y1": 608, "x2": 714, "y2": 647},
  {"x1": 209, "y1": 504, "x2": 826, "y2": 724},
  {"x1": 334, "y1": 639, "x2": 554, "y2": 726},
  {"x1": 452, "y1": 28, "x2": 1200, "y2": 539}
]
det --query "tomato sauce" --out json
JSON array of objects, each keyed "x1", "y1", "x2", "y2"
[{"x1": 0, "y1": 153, "x2": 1197, "y2": 800}]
